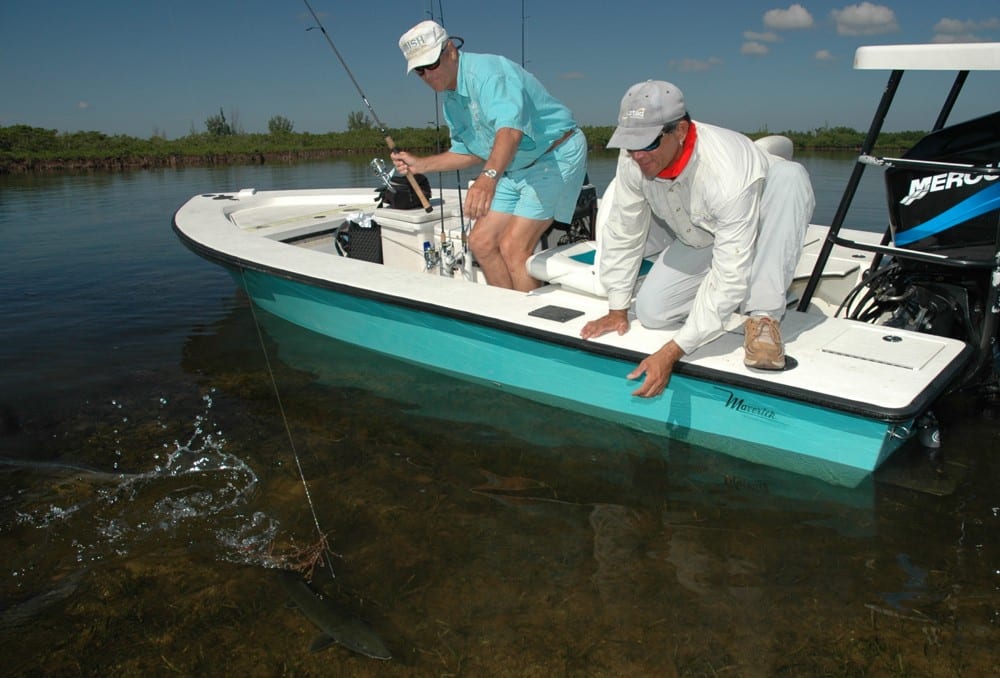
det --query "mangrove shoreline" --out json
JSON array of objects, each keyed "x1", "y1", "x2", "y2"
[{"x1": 1, "y1": 123, "x2": 927, "y2": 175}]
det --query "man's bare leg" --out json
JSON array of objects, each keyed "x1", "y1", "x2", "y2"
[
  {"x1": 467, "y1": 211, "x2": 515, "y2": 288},
  {"x1": 500, "y1": 216, "x2": 553, "y2": 292}
]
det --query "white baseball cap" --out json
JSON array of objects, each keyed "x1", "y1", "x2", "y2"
[{"x1": 399, "y1": 20, "x2": 449, "y2": 74}]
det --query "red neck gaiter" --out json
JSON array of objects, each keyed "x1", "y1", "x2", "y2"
[{"x1": 657, "y1": 121, "x2": 697, "y2": 180}]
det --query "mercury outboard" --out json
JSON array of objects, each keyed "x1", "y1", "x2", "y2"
[{"x1": 836, "y1": 111, "x2": 1000, "y2": 393}]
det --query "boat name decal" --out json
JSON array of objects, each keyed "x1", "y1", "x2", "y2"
[
  {"x1": 715, "y1": 388, "x2": 777, "y2": 421},
  {"x1": 724, "y1": 474, "x2": 770, "y2": 494},
  {"x1": 900, "y1": 164, "x2": 998, "y2": 206}
]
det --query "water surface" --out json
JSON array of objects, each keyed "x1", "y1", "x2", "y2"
[{"x1": 0, "y1": 154, "x2": 996, "y2": 675}]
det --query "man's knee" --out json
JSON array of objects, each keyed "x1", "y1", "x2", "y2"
[
  {"x1": 497, "y1": 231, "x2": 526, "y2": 261},
  {"x1": 469, "y1": 218, "x2": 508, "y2": 258},
  {"x1": 498, "y1": 219, "x2": 551, "y2": 261},
  {"x1": 466, "y1": 227, "x2": 489, "y2": 257},
  {"x1": 767, "y1": 159, "x2": 808, "y2": 184},
  {"x1": 635, "y1": 293, "x2": 685, "y2": 329},
  {"x1": 634, "y1": 296, "x2": 661, "y2": 328},
  {"x1": 765, "y1": 162, "x2": 815, "y2": 212}
]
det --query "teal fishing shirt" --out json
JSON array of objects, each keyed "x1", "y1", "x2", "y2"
[{"x1": 443, "y1": 52, "x2": 577, "y2": 171}]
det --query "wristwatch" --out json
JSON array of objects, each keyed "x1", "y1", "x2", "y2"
[{"x1": 481, "y1": 168, "x2": 498, "y2": 179}]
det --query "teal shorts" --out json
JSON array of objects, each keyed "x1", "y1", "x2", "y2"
[{"x1": 491, "y1": 129, "x2": 588, "y2": 223}]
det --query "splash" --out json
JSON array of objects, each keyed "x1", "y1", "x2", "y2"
[{"x1": 7, "y1": 389, "x2": 277, "y2": 568}]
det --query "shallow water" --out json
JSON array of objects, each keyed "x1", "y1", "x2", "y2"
[{"x1": 0, "y1": 156, "x2": 997, "y2": 675}]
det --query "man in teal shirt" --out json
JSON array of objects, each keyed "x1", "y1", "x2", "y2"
[{"x1": 393, "y1": 20, "x2": 588, "y2": 291}]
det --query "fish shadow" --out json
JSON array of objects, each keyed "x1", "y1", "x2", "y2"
[{"x1": 276, "y1": 569, "x2": 394, "y2": 661}]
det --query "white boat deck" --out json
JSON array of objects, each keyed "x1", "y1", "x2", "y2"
[{"x1": 174, "y1": 187, "x2": 971, "y2": 420}]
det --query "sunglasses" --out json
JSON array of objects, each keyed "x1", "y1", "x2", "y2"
[
  {"x1": 629, "y1": 132, "x2": 665, "y2": 153},
  {"x1": 414, "y1": 49, "x2": 444, "y2": 76}
]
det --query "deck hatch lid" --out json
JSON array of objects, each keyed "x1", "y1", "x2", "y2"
[{"x1": 821, "y1": 325, "x2": 946, "y2": 370}]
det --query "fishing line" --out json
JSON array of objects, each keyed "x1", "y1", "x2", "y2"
[
  {"x1": 425, "y1": 2, "x2": 470, "y2": 252},
  {"x1": 301, "y1": 0, "x2": 432, "y2": 212},
  {"x1": 240, "y1": 268, "x2": 337, "y2": 580}
]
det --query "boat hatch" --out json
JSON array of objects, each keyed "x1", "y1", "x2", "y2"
[
  {"x1": 821, "y1": 326, "x2": 946, "y2": 369},
  {"x1": 528, "y1": 305, "x2": 585, "y2": 322},
  {"x1": 231, "y1": 206, "x2": 357, "y2": 236}
]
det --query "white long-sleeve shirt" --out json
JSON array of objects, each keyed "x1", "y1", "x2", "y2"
[{"x1": 599, "y1": 121, "x2": 778, "y2": 353}]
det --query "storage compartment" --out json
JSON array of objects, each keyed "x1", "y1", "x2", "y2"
[{"x1": 375, "y1": 203, "x2": 459, "y2": 272}]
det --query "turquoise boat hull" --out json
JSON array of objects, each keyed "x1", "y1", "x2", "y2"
[{"x1": 235, "y1": 268, "x2": 907, "y2": 488}]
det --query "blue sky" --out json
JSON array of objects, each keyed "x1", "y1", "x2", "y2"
[{"x1": 2, "y1": 1, "x2": 998, "y2": 139}]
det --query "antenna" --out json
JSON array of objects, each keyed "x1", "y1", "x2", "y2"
[{"x1": 521, "y1": 0, "x2": 528, "y2": 67}]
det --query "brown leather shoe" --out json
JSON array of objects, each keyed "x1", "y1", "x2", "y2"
[{"x1": 744, "y1": 316, "x2": 785, "y2": 370}]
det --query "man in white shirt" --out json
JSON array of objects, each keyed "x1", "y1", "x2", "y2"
[{"x1": 581, "y1": 80, "x2": 815, "y2": 398}]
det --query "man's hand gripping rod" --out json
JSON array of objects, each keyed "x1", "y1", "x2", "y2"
[{"x1": 302, "y1": 0, "x2": 432, "y2": 212}]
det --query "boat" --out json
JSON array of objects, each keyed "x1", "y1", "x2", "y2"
[{"x1": 173, "y1": 42, "x2": 999, "y2": 488}]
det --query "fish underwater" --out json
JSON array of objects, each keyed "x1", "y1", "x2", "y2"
[
  {"x1": 277, "y1": 570, "x2": 391, "y2": 660},
  {"x1": 0, "y1": 569, "x2": 87, "y2": 633}
]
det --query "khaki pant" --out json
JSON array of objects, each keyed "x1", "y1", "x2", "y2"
[{"x1": 635, "y1": 160, "x2": 815, "y2": 327}]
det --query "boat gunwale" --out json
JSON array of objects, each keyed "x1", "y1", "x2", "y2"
[{"x1": 171, "y1": 211, "x2": 975, "y2": 425}]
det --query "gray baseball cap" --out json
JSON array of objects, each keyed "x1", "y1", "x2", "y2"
[{"x1": 607, "y1": 80, "x2": 686, "y2": 149}]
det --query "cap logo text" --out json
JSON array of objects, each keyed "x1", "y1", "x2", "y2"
[{"x1": 402, "y1": 36, "x2": 429, "y2": 56}]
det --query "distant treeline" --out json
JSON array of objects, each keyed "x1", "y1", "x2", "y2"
[{"x1": 0, "y1": 123, "x2": 928, "y2": 174}]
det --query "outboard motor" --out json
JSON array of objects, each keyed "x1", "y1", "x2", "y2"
[
  {"x1": 866, "y1": 111, "x2": 1000, "y2": 389},
  {"x1": 886, "y1": 111, "x2": 1000, "y2": 260}
]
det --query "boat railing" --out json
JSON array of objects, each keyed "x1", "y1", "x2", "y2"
[
  {"x1": 828, "y1": 155, "x2": 999, "y2": 269},
  {"x1": 796, "y1": 63, "x2": 988, "y2": 311},
  {"x1": 823, "y1": 232, "x2": 997, "y2": 269},
  {"x1": 857, "y1": 155, "x2": 1000, "y2": 177},
  {"x1": 796, "y1": 50, "x2": 1000, "y2": 385}
]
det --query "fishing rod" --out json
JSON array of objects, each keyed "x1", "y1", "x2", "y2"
[{"x1": 301, "y1": 0, "x2": 432, "y2": 212}]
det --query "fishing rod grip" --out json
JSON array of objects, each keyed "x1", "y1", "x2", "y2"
[{"x1": 384, "y1": 134, "x2": 433, "y2": 213}]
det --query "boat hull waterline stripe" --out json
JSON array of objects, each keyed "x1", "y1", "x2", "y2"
[{"x1": 237, "y1": 267, "x2": 909, "y2": 488}]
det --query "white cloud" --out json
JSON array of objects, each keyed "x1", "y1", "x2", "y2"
[
  {"x1": 743, "y1": 30, "x2": 781, "y2": 42},
  {"x1": 831, "y1": 2, "x2": 899, "y2": 36},
  {"x1": 815, "y1": 49, "x2": 834, "y2": 61},
  {"x1": 931, "y1": 17, "x2": 1000, "y2": 43},
  {"x1": 78, "y1": 101, "x2": 90, "y2": 110},
  {"x1": 764, "y1": 4, "x2": 814, "y2": 30},
  {"x1": 669, "y1": 57, "x2": 724, "y2": 72},
  {"x1": 741, "y1": 41, "x2": 771, "y2": 56}
]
